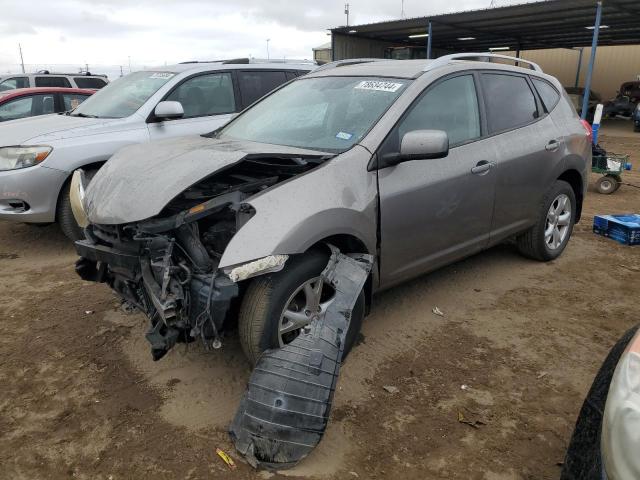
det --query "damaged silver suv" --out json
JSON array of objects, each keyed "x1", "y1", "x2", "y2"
[{"x1": 73, "y1": 54, "x2": 590, "y2": 363}]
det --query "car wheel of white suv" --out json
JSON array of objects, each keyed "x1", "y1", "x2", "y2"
[{"x1": 57, "y1": 169, "x2": 97, "y2": 241}]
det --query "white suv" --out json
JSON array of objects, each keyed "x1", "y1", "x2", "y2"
[{"x1": 0, "y1": 72, "x2": 109, "y2": 91}]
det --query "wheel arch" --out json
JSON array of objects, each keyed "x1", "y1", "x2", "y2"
[
  {"x1": 557, "y1": 169, "x2": 584, "y2": 222},
  {"x1": 54, "y1": 160, "x2": 106, "y2": 221},
  {"x1": 306, "y1": 233, "x2": 375, "y2": 315}
]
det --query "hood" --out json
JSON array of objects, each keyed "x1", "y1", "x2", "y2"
[
  {"x1": 85, "y1": 135, "x2": 331, "y2": 224},
  {"x1": 0, "y1": 113, "x2": 123, "y2": 146}
]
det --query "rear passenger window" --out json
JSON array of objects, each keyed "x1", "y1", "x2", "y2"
[
  {"x1": 531, "y1": 78, "x2": 560, "y2": 112},
  {"x1": 35, "y1": 76, "x2": 72, "y2": 88},
  {"x1": 482, "y1": 73, "x2": 538, "y2": 133},
  {"x1": 285, "y1": 71, "x2": 298, "y2": 81},
  {"x1": 74, "y1": 77, "x2": 107, "y2": 89},
  {"x1": 398, "y1": 74, "x2": 481, "y2": 146},
  {"x1": 238, "y1": 71, "x2": 287, "y2": 107}
]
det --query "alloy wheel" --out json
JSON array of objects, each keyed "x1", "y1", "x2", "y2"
[
  {"x1": 544, "y1": 193, "x2": 572, "y2": 250},
  {"x1": 278, "y1": 276, "x2": 335, "y2": 347}
]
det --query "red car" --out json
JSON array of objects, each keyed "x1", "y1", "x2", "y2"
[{"x1": 0, "y1": 87, "x2": 96, "y2": 123}]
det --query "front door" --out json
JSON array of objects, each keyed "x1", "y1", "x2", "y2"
[
  {"x1": 148, "y1": 71, "x2": 236, "y2": 141},
  {"x1": 378, "y1": 73, "x2": 498, "y2": 287}
]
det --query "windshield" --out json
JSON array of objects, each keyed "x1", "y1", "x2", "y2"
[
  {"x1": 218, "y1": 76, "x2": 409, "y2": 152},
  {"x1": 71, "y1": 71, "x2": 175, "y2": 119}
]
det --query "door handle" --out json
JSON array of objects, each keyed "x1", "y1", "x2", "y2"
[
  {"x1": 471, "y1": 160, "x2": 493, "y2": 175},
  {"x1": 545, "y1": 139, "x2": 560, "y2": 152}
]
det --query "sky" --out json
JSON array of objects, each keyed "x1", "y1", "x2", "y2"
[{"x1": 0, "y1": 0, "x2": 536, "y2": 78}]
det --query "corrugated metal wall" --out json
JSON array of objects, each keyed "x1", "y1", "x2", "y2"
[
  {"x1": 330, "y1": 34, "x2": 640, "y2": 100},
  {"x1": 332, "y1": 33, "x2": 396, "y2": 60},
  {"x1": 518, "y1": 46, "x2": 640, "y2": 99}
]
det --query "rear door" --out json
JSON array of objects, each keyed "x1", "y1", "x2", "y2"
[
  {"x1": 378, "y1": 72, "x2": 499, "y2": 287},
  {"x1": 480, "y1": 72, "x2": 565, "y2": 243},
  {"x1": 147, "y1": 71, "x2": 237, "y2": 141}
]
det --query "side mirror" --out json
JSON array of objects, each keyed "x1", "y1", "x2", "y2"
[
  {"x1": 379, "y1": 130, "x2": 449, "y2": 168},
  {"x1": 154, "y1": 101, "x2": 184, "y2": 120}
]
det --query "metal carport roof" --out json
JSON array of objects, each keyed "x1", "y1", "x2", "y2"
[{"x1": 332, "y1": 0, "x2": 640, "y2": 52}]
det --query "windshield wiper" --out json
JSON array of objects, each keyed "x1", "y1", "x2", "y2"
[{"x1": 71, "y1": 112, "x2": 99, "y2": 118}]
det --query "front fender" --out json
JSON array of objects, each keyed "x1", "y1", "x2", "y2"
[{"x1": 218, "y1": 146, "x2": 378, "y2": 269}]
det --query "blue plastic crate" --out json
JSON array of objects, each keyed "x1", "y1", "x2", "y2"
[{"x1": 593, "y1": 214, "x2": 640, "y2": 245}]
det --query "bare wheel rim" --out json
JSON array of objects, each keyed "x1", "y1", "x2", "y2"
[
  {"x1": 544, "y1": 193, "x2": 572, "y2": 250},
  {"x1": 278, "y1": 276, "x2": 335, "y2": 347},
  {"x1": 600, "y1": 178, "x2": 614, "y2": 191}
]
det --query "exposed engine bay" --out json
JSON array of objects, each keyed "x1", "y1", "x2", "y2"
[{"x1": 75, "y1": 153, "x2": 330, "y2": 360}]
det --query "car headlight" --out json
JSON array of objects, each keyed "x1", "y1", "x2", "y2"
[
  {"x1": 601, "y1": 329, "x2": 640, "y2": 479},
  {"x1": 70, "y1": 169, "x2": 89, "y2": 228},
  {"x1": 0, "y1": 145, "x2": 53, "y2": 171}
]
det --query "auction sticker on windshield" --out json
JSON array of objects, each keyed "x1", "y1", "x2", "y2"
[
  {"x1": 355, "y1": 81, "x2": 403, "y2": 93},
  {"x1": 149, "y1": 72, "x2": 175, "y2": 79}
]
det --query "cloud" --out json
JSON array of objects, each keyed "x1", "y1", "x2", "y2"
[
  {"x1": 0, "y1": 22, "x2": 37, "y2": 35},
  {"x1": 0, "y1": 0, "x2": 535, "y2": 74}
]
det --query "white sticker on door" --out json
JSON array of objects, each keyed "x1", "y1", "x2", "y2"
[{"x1": 354, "y1": 81, "x2": 403, "y2": 92}]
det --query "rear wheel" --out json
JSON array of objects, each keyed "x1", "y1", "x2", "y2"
[
  {"x1": 517, "y1": 180, "x2": 576, "y2": 262},
  {"x1": 238, "y1": 250, "x2": 365, "y2": 365}
]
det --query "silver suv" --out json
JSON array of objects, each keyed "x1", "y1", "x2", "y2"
[
  {"x1": 73, "y1": 54, "x2": 590, "y2": 363},
  {"x1": 0, "y1": 61, "x2": 313, "y2": 239},
  {"x1": 0, "y1": 72, "x2": 109, "y2": 91}
]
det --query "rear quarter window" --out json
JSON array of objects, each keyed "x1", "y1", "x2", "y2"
[
  {"x1": 481, "y1": 73, "x2": 539, "y2": 134},
  {"x1": 532, "y1": 78, "x2": 560, "y2": 112},
  {"x1": 74, "y1": 77, "x2": 107, "y2": 89},
  {"x1": 238, "y1": 70, "x2": 287, "y2": 107}
]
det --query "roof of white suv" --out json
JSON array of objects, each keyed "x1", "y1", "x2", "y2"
[{"x1": 149, "y1": 61, "x2": 316, "y2": 75}]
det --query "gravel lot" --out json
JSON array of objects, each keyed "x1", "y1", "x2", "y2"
[{"x1": 1, "y1": 128, "x2": 639, "y2": 480}]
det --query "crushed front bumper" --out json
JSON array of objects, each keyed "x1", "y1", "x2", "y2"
[{"x1": 75, "y1": 237, "x2": 238, "y2": 360}]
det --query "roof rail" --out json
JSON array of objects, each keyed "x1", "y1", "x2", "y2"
[
  {"x1": 33, "y1": 70, "x2": 107, "y2": 77},
  {"x1": 425, "y1": 53, "x2": 542, "y2": 72},
  {"x1": 313, "y1": 58, "x2": 387, "y2": 73}
]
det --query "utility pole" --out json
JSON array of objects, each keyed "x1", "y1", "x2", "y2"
[
  {"x1": 18, "y1": 43, "x2": 25, "y2": 73},
  {"x1": 266, "y1": 39, "x2": 270, "y2": 60},
  {"x1": 345, "y1": 3, "x2": 350, "y2": 26},
  {"x1": 401, "y1": 0, "x2": 405, "y2": 19},
  {"x1": 119, "y1": 65, "x2": 123, "y2": 77},
  {"x1": 85, "y1": 62, "x2": 89, "y2": 73}
]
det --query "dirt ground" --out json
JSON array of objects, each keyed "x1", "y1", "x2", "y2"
[{"x1": 1, "y1": 129, "x2": 639, "y2": 480}]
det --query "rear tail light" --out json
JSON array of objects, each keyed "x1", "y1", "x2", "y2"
[{"x1": 580, "y1": 119, "x2": 593, "y2": 144}]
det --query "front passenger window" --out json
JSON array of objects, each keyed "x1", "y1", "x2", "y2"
[
  {"x1": 166, "y1": 72, "x2": 236, "y2": 118},
  {"x1": 398, "y1": 75, "x2": 481, "y2": 146}
]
